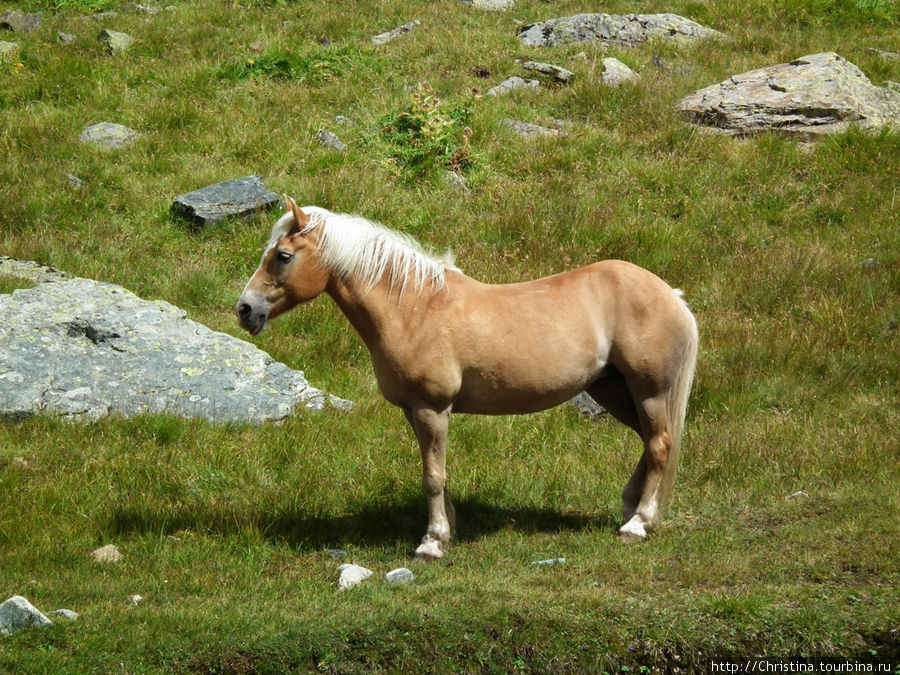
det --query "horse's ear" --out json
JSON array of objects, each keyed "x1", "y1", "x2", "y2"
[{"x1": 285, "y1": 196, "x2": 310, "y2": 234}]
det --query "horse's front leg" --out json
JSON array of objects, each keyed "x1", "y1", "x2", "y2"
[{"x1": 405, "y1": 406, "x2": 455, "y2": 560}]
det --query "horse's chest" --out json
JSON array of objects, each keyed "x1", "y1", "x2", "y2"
[{"x1": 369, "y1": 347, "x2": 460, "y2": 410}]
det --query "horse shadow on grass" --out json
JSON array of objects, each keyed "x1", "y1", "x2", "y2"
[{"x1": 107, "y1": 494, "x2": 619, "y2": 551}]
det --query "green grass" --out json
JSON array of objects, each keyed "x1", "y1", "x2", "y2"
[{"x1": 1, "y1": 0, "x2": 899, "y2": 671}]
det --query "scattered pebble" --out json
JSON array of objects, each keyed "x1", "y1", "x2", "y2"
[
  {"x1": 49, "y1": 609, "x2": 78, "y2": 621},
  {"x1": 79, "y1": 122, "x2": 139, "y2": 150},
  {"x1": 787, "y1": 491, "x2": 808, "y2": 499},
  {"x1": 337, "y1": 563, "x2": 373, "y2": 590},
  {"x1": 122, "y1": 3, "x2": 159, "y2": 14},
  {"x1": 461, "y1": 0, "x2": 514, "y2": 10},
  {"x1": 442, "y1": 170, "x2": 468, "y2": 190},
  {"x1": 503, "y1": 119, "x2": 563, "y2": 139},
  {"x1": 531, "y1": 557, "x2": 566, "y2": 566},
  {"x1": 316, "y1": 129, "x2": 346, "y2": 152},
  {"x1": 385, "y1": 568, "x2": 415, "y2": 584},
  {"x1": 0, "y1": 41, "x2": 19, "y2": 60},
  {"x1": 98, "y1": 29, "x2": 134, "y2": 55},
  {"x1": 600, "y1": 57, "x2": 639, "y2": 86},
  {"x1": 372, "y1": 20, "x2": 420, "y2": 46},
  {"x1": 127, "y1": 594, "x2": 143, "y2": 605},
  {"x1": 90, "y1": 544, "x2": 122, "y2": 563},
  {"x1": 65, "y1": 173, "x2": 86, "y2": 189},
  {"x1": 486, "y1": 76, "x2": 539, "y2": 97},
  {"x1": 520, "y1": 60, "x2": 574, "y2": 84}
]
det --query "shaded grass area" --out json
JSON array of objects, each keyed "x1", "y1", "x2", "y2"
[{"x1": 1, "y1": 0, "x2": 899, "y2": 670}]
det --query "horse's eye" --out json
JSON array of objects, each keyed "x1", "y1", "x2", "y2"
[{"x1": 276, "y1": 250, "x2": 293, "y2": 263}]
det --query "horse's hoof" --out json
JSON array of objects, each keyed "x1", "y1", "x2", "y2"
[
  {"x1": 414, "y1": 541, "x2": 443, "y2": 561},
  {"x1": 617, "y1": 519, "x2": 648, "y2": 542}
]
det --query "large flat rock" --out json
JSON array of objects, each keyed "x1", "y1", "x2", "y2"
[
  {"x1": 171, "y1": 176, "x2": 281, "y2": 227},
  {"x1": 676, "y1": 52, "x2": 900, "y2": 136},
  {"x1": 0, "y1": 257, "x2": 350, "y2": 423},
  {"x1": 518, "y1": 13, "x2": 727, "y2": 48}
]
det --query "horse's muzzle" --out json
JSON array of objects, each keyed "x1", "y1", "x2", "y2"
[{"x1": 235, "y1": 299, "x2": 268, "y2": 336}]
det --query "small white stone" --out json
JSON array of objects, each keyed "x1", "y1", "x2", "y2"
[
  {"x1": 385, "y1": 568, "x2": 415, "y2": 584},
  {"x1": 127, "y1": 594, "x2": 143, "y2": 605},
  {"x1": 49, "y1": 609, "x2": 78, "y2": 621},
  {"x1": 337, "y1": 564, "x2": 373, "y2": 590},
  {"x1": 90, "y1": 544, "x2": 122, "y2": 563}
]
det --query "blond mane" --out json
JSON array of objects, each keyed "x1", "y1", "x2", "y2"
[{"x1": 268, "y1": 206, "x2": 456, "y2": 295}]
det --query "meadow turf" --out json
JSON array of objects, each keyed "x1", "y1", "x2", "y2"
[{"x1": 1, "y1": 0, "x2": 898, "y2": 672}]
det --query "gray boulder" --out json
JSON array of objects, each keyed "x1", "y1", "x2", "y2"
[
  {"x1": 518, "y1": 13, "x2": 727, "y2": 48},
  {"x1": 676, "y1": 52, "x2": 900, "y2": 136},
  {"x1": 99, "y1": 29, "x2": 133, "y2": 54},
  {"x1": 0, "y1": 596, "x2": 52, "y2": 636},
  {"x1": 0, "y1": 257, "x2": 350, "y2": 423},
  {"x1": 503, "y1": 119, "x2": 563, "y2": 139},
  {"x1": 520, "y1": 60, "x2": 574, "y2": 84},
  {"x1": 0, "y1": 10, "x2": 41, "y2": 33},
  {"x1": 79, "y1": 122, "x2": 139, "y2": 149},
  {"x1": 372, "y1": 20, "x2": 420, "y2": 46},
  {"x1": 599, "y1": 57, "x2": 639, "y2": 86},
  {"x1": 462, "y1": 0, "x2": 514, "y2": 10},
  {"x1": 316, "y1": 129, "x2": 346, "y2": 152},
  {"x1": 569, "y1": 391, "x2": 605, "y2": 420},
  {"x1": 486, "y1": 75, "x2": 539, "y2": 97},
  {"x1": 171, "y1": 176, "x2": 281, "y2": 227}
]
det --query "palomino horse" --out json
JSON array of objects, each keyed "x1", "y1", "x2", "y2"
[{"x1": 236, "y1": 199, "x2": 698, "y2": 560}]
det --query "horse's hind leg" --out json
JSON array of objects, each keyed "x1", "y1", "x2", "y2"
[
  {"x1": 405, "y1": 406, "x2": 454, "y2": 561},
  {"x1": 586, "y1": 373, "x2": 645, "y2": 525},
  {"x1": 618, "y1": 394, "x2": 671, "y2": 541}
]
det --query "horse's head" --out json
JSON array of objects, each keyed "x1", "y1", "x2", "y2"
[{"x1": 235, "y1": 197, "x2": 330, "y2": 335}]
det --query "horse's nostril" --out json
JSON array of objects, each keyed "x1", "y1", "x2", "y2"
[{"x1": 237, "y1": 303, "x2": 252, "y2": 318}]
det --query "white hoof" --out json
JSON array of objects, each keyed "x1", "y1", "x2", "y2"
[
  {"x1": 414, "y1": 540, "x2": 443, "y2": 561},
  {"x1": 618, "y1": 518, "x2": 648, "y2": 542}
]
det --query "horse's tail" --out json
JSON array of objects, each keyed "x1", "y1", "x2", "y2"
[{"x1": 658, "y1": 296, "x2": 699, "y2": 509}]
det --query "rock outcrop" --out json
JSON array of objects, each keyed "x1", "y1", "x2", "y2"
[
  {"x1": 676, "y1": 52, "x2": 900, "y2": 136},
  {"x1": 518, "y1": 13, "x2": 727, "y2": 48},
  {"x1": 0, "y1": 257, "x2": 350, "y2": 423},
  {"x1": 171, "y1": 176, "x2": 281, "y2": 227}
]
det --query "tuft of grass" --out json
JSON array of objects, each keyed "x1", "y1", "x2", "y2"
[{"x1": 216, "y1": 44, "x2": 374, "y2": 85}]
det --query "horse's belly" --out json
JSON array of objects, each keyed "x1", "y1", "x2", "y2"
[{"x1": 451, "y1": 360, "x2": 602, "y2": 415}]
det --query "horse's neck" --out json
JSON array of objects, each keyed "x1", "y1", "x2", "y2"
[{"x1": 325, "y1": 274, "x2": 410, "y2": 349}]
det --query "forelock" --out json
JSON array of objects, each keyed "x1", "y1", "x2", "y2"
[{"x1": 266, "y1": 211, "x2": 296, "y2": 250}]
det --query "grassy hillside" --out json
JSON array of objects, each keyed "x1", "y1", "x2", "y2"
[{"x1": 1, "y1": 0, "x2": 898, "y2": 671}]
